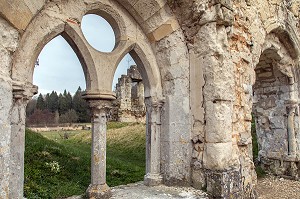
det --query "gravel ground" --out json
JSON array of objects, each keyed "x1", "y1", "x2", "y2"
[{"x1": 257, "y1": 175, "x2": 300, "y2": 199}]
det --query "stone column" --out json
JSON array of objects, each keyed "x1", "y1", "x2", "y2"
[
  {"x1": 9, "y1": 82, "x2": 37, "y2": 199},
  {"x1": 287, "y1": 104, "x2": 297, "y2": 157},
  {"x1": 86, "y1": 100, "x2": 112, "y2": 199},
  {"x1": 0, "y1": 76, "x2": 14, "y2": 199},
  {"x1": 144, "y1": 97, "x2": 163, "y2": 186}
]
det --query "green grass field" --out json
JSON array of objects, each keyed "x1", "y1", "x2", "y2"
[{"x1": 24, "y1": 122, "x2": 146, "y2": 199}]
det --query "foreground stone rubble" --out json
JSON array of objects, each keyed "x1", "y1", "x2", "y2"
[{"x1": 1, "y1": 0, "x2": 300, "y2": 198}]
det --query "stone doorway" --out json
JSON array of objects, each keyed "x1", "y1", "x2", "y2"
[{"x1": 252, "y1": 38, "x2": 300, "y2": 179}]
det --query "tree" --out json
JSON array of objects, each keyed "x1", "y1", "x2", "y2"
[
  {"x1": 72, "y1": 87, "x2": 90, "y2": 122},
  {"x1": 45, "y1": 93, "x2": 50, "y2": 109},
  {"x1": 48, "y1": 91, "x2": 59, "y2": 112},
  {"x1": 26, "y1": 109, "x2": 55, "y2": 126},
  {"x1": 59, "y1": 109, "x2": 78, "y2": 124},
  {"x1": 26, "y1": 99, "x2": 37, "y2": 116},
  {"x1": 36, "y1": 94, "x2": 46, "y2": 110},
  {"x1": 65, "y1": 91, "x2": 73, "y2": 110},
  {"x1": 58, "y1": 93, "x2": 68, "y2": 115}
]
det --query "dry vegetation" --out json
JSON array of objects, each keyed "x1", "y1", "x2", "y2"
[{"x1": 257, "y1": 175, "x2": 300, "y2": 199}]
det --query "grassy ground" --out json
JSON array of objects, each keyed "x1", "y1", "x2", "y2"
[{"x1": 24, "y1": 122, "x2": 146, "y2": 199}]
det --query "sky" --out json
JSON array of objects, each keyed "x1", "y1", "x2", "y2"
[{"x1": 33, "y1": 14, "x2": 135, "y2": 95}]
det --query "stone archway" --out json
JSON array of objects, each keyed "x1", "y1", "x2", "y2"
[
  {"x1": 10, "y1": 0, "x2": 166, "y2": 198},
  {"x1": 253, "y1": 34, "x2": 300, "y2": 179}
]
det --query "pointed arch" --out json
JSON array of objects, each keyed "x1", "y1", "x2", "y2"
[{"x1": 12, "y1": 17, "x2": 98, "y2": 91}]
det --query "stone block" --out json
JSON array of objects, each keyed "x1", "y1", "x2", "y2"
[
  {"x1": 205, "y1": 101, "x2": 232, "y2": 143},
  {"x1": 191, "y1": 168, "x2": 206, "y2": 190},
  {"x1": 147, "y1": 18, "x2": 180, "y2": 42},
  {"x1": 133, "y1": 0, "x2": 166, "y2": 22},
  {"x1": 203, "y1": 142, "x2": 239, "y2": 170},
  {"x1": 269, "y1": 116, "x2": 285, "y2": 129},
  {"x1": 206, "y1": 169, "x2": 242, "y2": 198},
  {"x1": 0, "y1": 0, "x2": 33, "y2": 30}
]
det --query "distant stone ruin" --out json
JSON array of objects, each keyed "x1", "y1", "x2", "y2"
[{"x1": 110, "y1": 65, "x2": 146, "y2": 122}]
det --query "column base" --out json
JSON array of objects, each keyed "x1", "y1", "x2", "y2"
[
  {"x1": 144, "y1": 173, "x2": 163, "y2": 186},
  {"x1": 86, "y1": 183, "x2": 112, "y2": 199}
]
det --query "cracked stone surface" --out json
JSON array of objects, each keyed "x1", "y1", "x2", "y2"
[
  {"x1": 111, "y1": 182, "x2": 208, "y2": 199},
  {"x1": 66, "y1": 182, "x2": 208, "y2": 199}
]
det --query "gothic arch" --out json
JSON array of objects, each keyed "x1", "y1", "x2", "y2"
[
  {"x1": 8, "y1": 0, "x2": 183, "y2": 198},
  {"x1": 11, "y1": 14, "x2": 98, "y2": 91},
  {"x1": 252, "y1": 27, "x2": 300, "y2": 178}
]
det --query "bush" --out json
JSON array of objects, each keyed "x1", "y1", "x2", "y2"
[{"x1": 59, "y1": 109, "x2": 78, "y2": 124}]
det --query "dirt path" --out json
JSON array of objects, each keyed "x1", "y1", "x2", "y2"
[{"x1": 257, "y1": 175, "x2": 300, "y2": 199}]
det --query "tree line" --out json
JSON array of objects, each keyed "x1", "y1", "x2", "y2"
[{"x1": 26, "y1": 87, "x2": 90, "y2": 126}]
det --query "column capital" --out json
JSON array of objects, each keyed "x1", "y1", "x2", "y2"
[
  {"x1": 144, "y1": 97, "x2": 164, "y2": 109},
  {"x1": 87, "y1": 99, "x2": 112, "y2": 114},
  {"x1": 12, "y1": 81, "x2": 38, "y2": 101},
  {"x1": 82, "y1": 90, "x2": 116, "y2": 101}
]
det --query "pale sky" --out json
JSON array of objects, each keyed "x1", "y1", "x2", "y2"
[{"x1": 33, "y1": 14, "x2": 135, "y2": 95}]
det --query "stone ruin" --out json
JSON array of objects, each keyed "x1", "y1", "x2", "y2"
[
  {"x1": 110, "y1": 65, "x2": 146, "y2": 123},
  {"x1": 1, "y1": 0, "x2": 300, "y2": 198}
]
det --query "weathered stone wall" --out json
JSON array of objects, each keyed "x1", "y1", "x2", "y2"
[
  {"x1": 168, "y1": 0, "x2": 300, "y2": 198},
  {"x1": 0, "y1": 16, "x2": 19, "y2": 198},
  {"x1": 111, "y1": 65, "x2": 146, "y2": 122}
]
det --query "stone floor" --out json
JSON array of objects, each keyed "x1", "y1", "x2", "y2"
[
  {"x1": 111, "y1": 182, "x2": 208, "y2": 199},
  {"x1": 66, "y1": 182, "x2": 208, "y2": 199}
]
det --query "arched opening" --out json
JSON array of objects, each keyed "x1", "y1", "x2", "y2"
[
  {"x1": 10, "y1": 1, "x2": 165, "y2": 198},
  {"x1": 105, "y1": 53, "x2": 147, "y2": 186},
  {"x1": 23, "y1": 35, "x2": 92, "y2": 198},
  {"x1": 105, "y1": 46, "x2": 163, "y2": 187},
  {"x1": 252, "y1": 47, "x2": 299, "y2": 178},
  {"x1": 81, "y1": 14, "x2": 116, "y2": 52}
]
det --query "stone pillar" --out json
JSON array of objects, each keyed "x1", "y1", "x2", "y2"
[
  {"x1": 0, "y1": 76, "x2": 14, "y2": 199},
  {"x1": 144, "y1": 97, "x2": 163, "y2": 186},
  {"x1": 287, "y1": 104, "x2": 297, "y2": 157},
  {"x1": 9, "y1": 82, "x2": 37, "y2": 199},
  {"x1": 137, "y1": 82, "x2": 145, "y2": 107},
  {"x1": 86, "y1": 100, "x2": 112, "y2": 199}
]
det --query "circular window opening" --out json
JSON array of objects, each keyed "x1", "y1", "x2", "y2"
[{"x1": 81, "y1": 14, "x2": 116, "y2": 52}]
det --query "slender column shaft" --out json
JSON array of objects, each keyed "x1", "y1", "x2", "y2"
[
  {"x1": 86, "y1": 100, "x2": 112, "y2": 199},
  {"x1": 9, "y1": 99, "x2": 27, "y2": 199},
  {"x1": 9, "y1": 83, "x2": 37, "y2": 199},
  {"x1": 287, "y1": 105, "x2": 297, "y2": 157},
  {"x1": 91, "y1": 107, "x2": 107, "y2": 185},
  {"x1": 144, "y1": 98, "x2": 163, "y2": 186}
]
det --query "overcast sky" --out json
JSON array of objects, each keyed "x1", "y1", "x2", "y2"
[{"x1": 33, "y1": 14, "x2": 135, "y2": 95}]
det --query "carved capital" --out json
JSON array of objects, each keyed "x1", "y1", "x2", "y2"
[
  {"x1": 144, "y1": 97, "x2": 164, "y2": 110},
  {"x1": 12, "y1": 81, "x2": 38, "y2": 102},
  {"x1": 88, "y1": 100, "x2": 112, "y2": 116},
  {"x1": 145, "y1": 97, "x2": 164, "y2": 125}
]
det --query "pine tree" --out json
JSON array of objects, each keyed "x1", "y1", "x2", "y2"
[
  {"x1": 45, "y1": 93, "x2": 50, "y2": 110},
  {"x1": 48, "y1": 91, "x2": 59, "y2": 112},
  {"x1": 26, "y1": 99, "x2": 37, "y2": 116},
  {"x1": 58, "y1": 93, "x2": 68, "y2": 115},
  {"x1": 36, "y1": 94, "x2": 46, "y2": 110},
  {"x1": 73, "y1": 87, "x2": 90, "y2": 122},
  {"x1": 66, "y1": 91, "x2": 73, "y2": 110}
]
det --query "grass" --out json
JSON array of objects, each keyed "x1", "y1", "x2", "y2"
[{"x1": 24, "y1": 122, "x2": 146, "y2": 199}]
